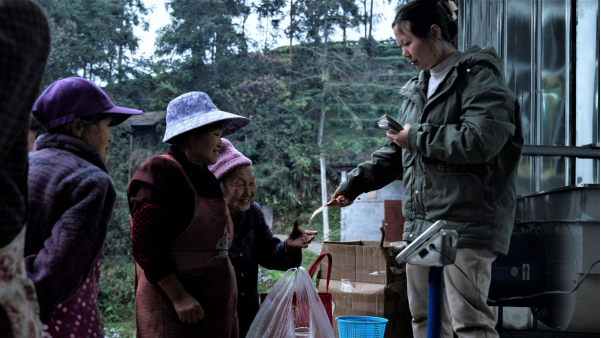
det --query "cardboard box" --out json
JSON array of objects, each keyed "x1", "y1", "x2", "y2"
[{"x1": 317, "y1": 241, "x2": 413, "y2": 337}]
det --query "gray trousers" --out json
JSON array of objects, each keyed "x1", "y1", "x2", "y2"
[{"x1": 406, "y1": 248, "x2": 498, "y2": 338}]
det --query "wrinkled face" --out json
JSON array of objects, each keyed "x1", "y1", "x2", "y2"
[
  {"x1": 185, "y1": 125, "x2": 224, "y2": 165},
  {"x1": 223, "y1": 166, "x2": 257, "y2": 214},
  {"x1": 394, "y1": 23, "x2": 439, "y2": 71},
  {"x1": 81, "y1": 117, "x2": 113, "y2": 164}
]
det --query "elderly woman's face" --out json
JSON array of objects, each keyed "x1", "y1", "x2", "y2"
[
  {"x1": 224, "y1": 166, "x2": 257, "y2": 214},
  {"x1": 75, "y1": 116, "x2": 113, "y2": 164}
]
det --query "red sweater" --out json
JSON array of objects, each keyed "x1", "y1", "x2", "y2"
[{"x1": 127, "y1": 146, "x2": 223, "y2": 282}]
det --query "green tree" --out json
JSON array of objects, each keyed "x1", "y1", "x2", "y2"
[
  {"x1": 220, "y1": 70, "x2": 323, "y2": 230},
  {"x1": 38, "y1": 0, "x2": 148, "y2": 86},
  {"x1": 156, "y1": 0, "x2": 250, "y2": 90},
  {"x1": 337, "y1": 0, "x2": 361, "y2": 50},
  {"x1": 255, "y1": 0, "x2": 286, "y2": 51}
]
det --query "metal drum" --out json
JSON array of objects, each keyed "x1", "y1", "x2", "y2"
[{"x1": 513, "y1": 184, "x2": 600, "y2": 333}]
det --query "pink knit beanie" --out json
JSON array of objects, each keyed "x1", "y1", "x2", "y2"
[{"x1": 208, "y1": 138, "x2": 252, "y2": 180}]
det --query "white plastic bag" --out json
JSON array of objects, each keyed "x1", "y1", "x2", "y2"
[{"x1": 247, "y1": 267, "x2": 334, "y2": 338}]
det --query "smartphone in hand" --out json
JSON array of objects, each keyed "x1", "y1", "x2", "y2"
[{"x1": 378, "y1": 114, "x2": 403, "y2": 134}]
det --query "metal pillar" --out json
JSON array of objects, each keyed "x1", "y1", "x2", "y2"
[{"x1": 427, "y1": 266, "x2": 444, "y2": 338}]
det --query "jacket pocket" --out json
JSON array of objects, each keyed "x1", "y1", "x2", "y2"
[
  {"x1": 423, "y1": 162, "x2": 484, "y2": 222},
  {"x1": 412, "y1": 175, "x2": 427, "y2": 217}
]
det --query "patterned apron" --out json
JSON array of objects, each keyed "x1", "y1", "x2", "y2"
[
  {"x1": 43, "y1": 251, "x2": 104, "y2": 338},
  {"x1": 0, "y1": 227, "x2": 43, "y2": 338},
  {"x1": 135, "y1": 154, "x2": 238, "y2": 338}
]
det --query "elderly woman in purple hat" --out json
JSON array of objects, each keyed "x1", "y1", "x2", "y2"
[
  {"x1": 128, "y1": 92, "x2": 250, "y2": 338},
  {"x1": 208, "y1": 139, "x2": 317, "y2": 337},
  {"x1": 25, "y1": 77, "x2": 143, "y2": 337}
]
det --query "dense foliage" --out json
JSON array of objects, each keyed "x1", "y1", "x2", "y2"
[{"x1": 36, "y1": 0, "x2": 416, "y2": 327}]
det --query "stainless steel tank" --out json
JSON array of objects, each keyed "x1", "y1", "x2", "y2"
[{"x1": 514, "y1": 184, "x2": 599, "y2": 333}]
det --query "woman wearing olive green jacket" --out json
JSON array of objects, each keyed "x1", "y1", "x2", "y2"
[{"x1": 329, "y1": 1, "x2": 523, "y2": 338}]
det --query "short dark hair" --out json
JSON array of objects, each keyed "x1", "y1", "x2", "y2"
[
  {"x1": 30, "y1": 113, "x2": 47, "y2": 138},
  {"x1": 45, "y1": 114, "x2": 111, "y2": 136},
  {"x1": 392, "y1": 0, "x2": 458, "y2": 46},
  {"x1": 172, "y1": 121, "x2": 224, "y2": 148}
]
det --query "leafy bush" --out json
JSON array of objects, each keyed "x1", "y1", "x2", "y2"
[{"x1": 97, "y1": 257, "x2": 136, "y2": 323}]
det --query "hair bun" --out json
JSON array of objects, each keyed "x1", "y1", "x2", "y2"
[{"x1": 438, "y1": 0, "x2": 458, "y2": 22}]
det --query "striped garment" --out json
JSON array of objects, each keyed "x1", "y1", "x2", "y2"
[
  {"x1": 1, "y1": 1, "x2": 51, "y2": 336},
  {"x1": 0, "y1": 0, "x2": 51, "y2": 248}
]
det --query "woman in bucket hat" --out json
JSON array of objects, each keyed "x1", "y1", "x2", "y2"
[
  {"x1": 128, "y1": 92, "x2": 250, "y2": 338},
  {"x1": 25, "y1": 77, "x2": 143, "y2": 337}
]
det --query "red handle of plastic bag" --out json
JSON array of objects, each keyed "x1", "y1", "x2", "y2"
[{"x1": 308, "y1": 253, "x2": 332, "y2": 292}]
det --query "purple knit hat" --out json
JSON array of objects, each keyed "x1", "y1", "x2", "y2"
[
  {"x1": 33, "y1": 77, "x2": 143, "y2": 129},
  {"x1": 208, "y1": 139, "x2": 252, "y2": 180}
]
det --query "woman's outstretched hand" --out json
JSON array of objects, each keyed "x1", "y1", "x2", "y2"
[
  {"x1": 327, "y1": 187, "x2": 353, "y2": 207},
  {"x1": 286, "y1": 219, "x2": 318, "y2": 249}
]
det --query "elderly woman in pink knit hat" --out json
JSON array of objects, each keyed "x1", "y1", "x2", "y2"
[{"x1": 208, "y1": 139, "x2": 318, "y2": 338}]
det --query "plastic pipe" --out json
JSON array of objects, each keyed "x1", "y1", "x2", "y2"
[{"x1": 427, "y1": 266, "x2": 444, "y2": 338}]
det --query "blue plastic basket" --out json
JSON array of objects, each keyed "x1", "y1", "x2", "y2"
[{"x1": 336, "y1": 316, "x2": 389, "y2": 338}]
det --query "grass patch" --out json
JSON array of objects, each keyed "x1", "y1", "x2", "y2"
[
  {"x1": 104, "y1": 321, "x2": 135, "y2": 338},
  {"x1": 301, "y1": 250, "x2": 318, "y2": 271},
  {"x1": 258, "y1": 249, "x2": 320, "y2": 295}
]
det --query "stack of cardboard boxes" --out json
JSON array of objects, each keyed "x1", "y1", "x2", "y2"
[{"x1": 317, "y1": 241, "x2": 413, "y2": 337}]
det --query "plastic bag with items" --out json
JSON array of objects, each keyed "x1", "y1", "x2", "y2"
[{"x1": 247, "y1": 267, "x2": 334, "y2": 338}]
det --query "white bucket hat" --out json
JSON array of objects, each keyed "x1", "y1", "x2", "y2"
[{"x1": 163, "y1": 92, "x2": 250, "y2": 143}]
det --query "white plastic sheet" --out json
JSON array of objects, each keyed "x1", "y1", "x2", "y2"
[{"x1": 246, "y1": 267, "x2": 334, "y2": 338}]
